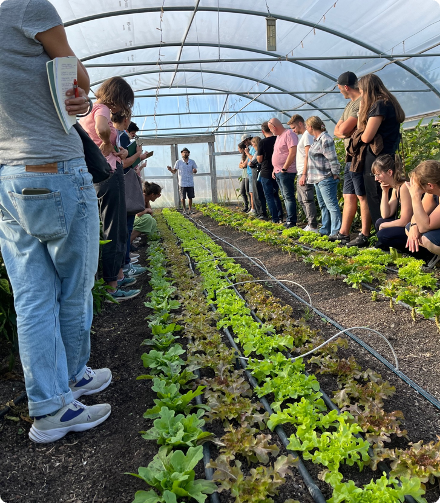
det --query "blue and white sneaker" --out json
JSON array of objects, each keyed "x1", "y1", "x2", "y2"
[
  {"x1": 69, "y1": 367, "x2": 112, "y2": 400},
  {"x1": 117, "y1": 276, "x2": 137, "y2": 288},
  {"x1": 29, "y1": 400, "x2": 111, "y2": 443},
  {"x1": 123, "y1": 263, "x2": 147, "y2": 278}
]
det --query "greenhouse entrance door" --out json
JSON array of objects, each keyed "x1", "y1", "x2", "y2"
[{"x1": 139, "y1": 135, "x2": 217, "y2": 208}]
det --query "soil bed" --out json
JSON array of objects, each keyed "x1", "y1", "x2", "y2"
[
  {"x1": 189, "y1": 209, "x2": 440, "y2": 502},
  {"x1": 0, "y1": 238, "x2": 159, "y2": 503}
]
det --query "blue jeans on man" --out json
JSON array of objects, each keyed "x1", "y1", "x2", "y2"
[
  {"x1": 275, "y1": 171, "x2": 297, "y2": 225},
  {"x1": 314, "y1": 176, "x2": 342, "y2": 236},
  {"x1": 0, "y1": 158, "x2": 100, "y2": 417},
  {"x1": 260, "y1": 176, "x2": 283, "y2": 222}
]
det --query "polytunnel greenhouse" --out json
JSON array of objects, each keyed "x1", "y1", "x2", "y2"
[
  {"x1": 0, "y1": 1, "x2": 440, "y2": 503},
  {"x1": 54, "y1": 0, "x2": 441, "y2": 206}
]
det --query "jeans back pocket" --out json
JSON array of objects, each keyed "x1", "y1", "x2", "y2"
[{"x1": 9, "y1": 191, "x2": 68, "y2": 241}]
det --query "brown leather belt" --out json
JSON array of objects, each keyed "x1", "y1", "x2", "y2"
[{"x1": 25, "y1": 163, "x2": 58, "y2": 173}]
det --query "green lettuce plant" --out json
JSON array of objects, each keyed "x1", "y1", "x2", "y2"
[
  {"x1": 142, "y1": 407, "x2": 213, "y2": 448},
  {"x1": 126, "y1": 445, "x2": 217, "y2": 503}
]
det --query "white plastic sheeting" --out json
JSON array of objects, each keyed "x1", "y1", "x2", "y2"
[{"x1": 50, "y1": 0, "x2": 440, "y2": 204}]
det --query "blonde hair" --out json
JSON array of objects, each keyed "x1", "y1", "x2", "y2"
[
  {"x1": 371, "y1": 154, "x2": 407, "y2": 187},
  {"x1": 251, "y1": 136, "x2": 261, "y2": 147},
  {"x1": 410, "y1": 160, "x2": 440, "y2": 188},
  {"x1": 306, "y1": 116, "x2": 326, "y2": 132},
  {"x1": 357, "y1": 74, "x2": 405, "y2": 130}
]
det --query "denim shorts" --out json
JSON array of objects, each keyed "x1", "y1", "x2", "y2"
[
  {"x1": 342, "y1": 162, "x2": 366, "y2": 196},
  {"x1": 405, "y1": 222, "x2": 440, "y2": 246}
]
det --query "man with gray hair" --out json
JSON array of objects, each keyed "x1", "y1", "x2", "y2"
[{"x1": 268, "y1": 118, "x2": 298, "y2": 228}]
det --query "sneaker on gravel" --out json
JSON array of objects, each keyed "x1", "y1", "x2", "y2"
[
  {"x1": 247, "y1": 209, "x2": 256, "y2": 214},
  {"x1": 130, "y1": 252, "x2": 140, "y2": 259},
  {"x1": 106, "y1": 288, "x2": 141, "y2": 302},
  {"x1": 123, "y1": 264, "x2": 147, "y2": 277},
  {"x1": 69, "y1": 367, "x2": 112, "y2": 400},
  {"x1": 130, "y1": 258, "x2": 139, "y2": 264},
  {"x1": 116, "y1": 276, "x2": 137, "y2": 288},
  {"x1": 346, "y1": 232, "x2": 369, "y2": 247},
  {"x1": 328, "y1": 232, "x2": 350, "y2": 244},
  {"x1": 29, "y1": 400, "x2": 111, "y2": 443}
]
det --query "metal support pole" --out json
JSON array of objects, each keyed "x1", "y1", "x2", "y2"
[
  {"x1": 170, "y1": 144, "x2": 180, "y2": 209},
  {"x1": 209, "y1": 142, "x2": 217, "y2": 203}
]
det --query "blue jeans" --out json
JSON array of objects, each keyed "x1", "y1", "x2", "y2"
[
  {"x1": 260, "y1": 176, "x2": 283, "y2": 222},
  {"x1": 275, "y1": 172, "x2": 297, "y2": 224},
  {"x1": 314, "y1": 176, "x2": 342, "y2": 236},
  {"x1": 0, "y1": 158, "x2": 100, "y2": 416}
]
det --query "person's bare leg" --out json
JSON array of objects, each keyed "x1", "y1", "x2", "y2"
[
  {"x1": 249, "y1": 192, "x2": 254, "y2": 210},
  {"x1": 420, "y1": 236, "x2": 440, "y2": 255},
  {"x1": 188, "y1": 198, "x2": 193, "y2": 212},
  {"x1": 181, "y1": 198, "x2": 186, "y2": 212},
  {"x1": 130, "y1": 229, "x2": 141, "y2": 243},
  {"x1": 358, "y1": 195, "x2": 372, "y2": 236},
  {"x1": 339, "y1": 194, "x2": 357, "y2": 235}
]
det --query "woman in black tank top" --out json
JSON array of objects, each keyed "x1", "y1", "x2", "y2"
[{"x1": 371, "y1": 154, "x2": 412, "y2": 251}]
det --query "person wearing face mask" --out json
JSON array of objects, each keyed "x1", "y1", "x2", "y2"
[{"x1": 167, "y1": 148, "x2": 198, "y2": 214}]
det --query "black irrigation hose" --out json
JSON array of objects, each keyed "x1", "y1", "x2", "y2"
[
  {"x1": 0, "y1": 391, "x2": 27, "y2": 419},
  {"x1": 225, "y1": 278, "x2": 416, "y2": 503},
  {"x1": 179, "y1": 247, "x2": 327, "y2": 503},
  {"x1": 190, "y1": 218, "x2": 440, "y2": 411},
  {"x1": 239, "y1": 227, "x2": 435, "y2": 318}
]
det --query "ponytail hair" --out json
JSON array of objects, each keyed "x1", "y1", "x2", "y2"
[
  {"x1": 410, "y1": 160, "x2": 440, "y2": 188},
  {"x1": 371, "y1": 154, "x2": 407, "y2": 186},
  {"x1": 305, "y1": 116, "x2": 326, "y2": 132},
  {"x1": 143, "y1": 181, "x2": 162, "y2": 196}
]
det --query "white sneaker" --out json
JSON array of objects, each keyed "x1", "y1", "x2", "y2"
[
  {"x1": 303, "y1": 225, "x2": 311, "y2": 232},
  {"x1": 69, "y1": 367, "x2": 112, "y2": 400},
  {"x1": 308, "y1": 227, "x2": 319, "y2": 233},
  {"x1": 29, "y1": 400, "x2": 111, "y2": 443},
  {"x1": 247, "y1": 209, "x2": 256, "y2": 214}
]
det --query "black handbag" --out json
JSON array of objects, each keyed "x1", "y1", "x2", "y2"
[{"x1": 73, "y1": 123, "x2": 111, "y2": 183}]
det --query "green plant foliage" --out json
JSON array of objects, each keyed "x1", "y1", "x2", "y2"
[
  {"x1": 126, "y1": 445, "x2": 217, "y2": 503},
  {"x1": 327, "y1": 472, "x2": 427, "y2": 503},
  {"x1": 144, "y1": 378, "x2": 208, "y2": 419},
  {"x1": 372, "y1": 440, "x2": 440, "y2": 484},
  {"x1": 288, "y1": 417, "x2": 370, "y2": 473},
  {"x1": 207, "y1": 454, "x2": 297, "y2": 503},
  {"x1": 415, "y1": 290, "x2": 440, "y2": 328},
  {"x1": 140, "y1": 344, "x2": 186, "y2": 376},
  {"x1": 0, "y1": 270, "x2": 18, "y2": 369},
  {"x1": 216, "y1": 424, "x2": 280, "y2": 464},
  {"x1": 92, "y1": 277, "x2": 118, "y2": 314},
  {"x1": 141, "y1": 407, "x2": 213, "y2": 448},
  {"x1": 401, "y1": 118, "x2": 440, "y2": 173}
]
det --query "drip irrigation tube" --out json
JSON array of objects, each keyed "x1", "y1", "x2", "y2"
[
  {"x1": 209, "y1": 302, "x2": 326, "y2": 503},
  {"x1": 190, "y1": 218, "x2": 440, "y2": 411},
  {"x1": 0, "y1": 391, "x2": 27, "y2": 419},
  {"x1": 225, "y1": 278, "x2": 415, "y2": 503},
  {"x1": 179, "y1": 247, "x2": 326, "y2": 503},
  {"x1": 204, "y1": 217, "x2": 439, "y2": 318}
]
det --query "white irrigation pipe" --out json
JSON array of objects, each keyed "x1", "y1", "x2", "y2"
[
  {"x1": 236, "y1": 326, "x2": 399, "y2": 371},
  {"x1": 217, "y1": 280, "x2": 313, "y2": 308}
]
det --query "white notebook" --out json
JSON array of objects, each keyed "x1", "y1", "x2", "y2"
[{"x1": 46, "y1": 56, "x2": 77, "y2": 134}]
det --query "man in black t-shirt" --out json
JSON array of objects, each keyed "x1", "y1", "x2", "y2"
[{"x1": 257, "y1": 121, "x2": 284, "y2": 223}]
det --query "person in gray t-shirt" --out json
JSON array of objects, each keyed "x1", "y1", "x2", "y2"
[{"x1": 0, "y1": 0, "x2": 111, "y2": 443}]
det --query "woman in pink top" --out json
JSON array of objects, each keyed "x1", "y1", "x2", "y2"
[{"x1": 80, "y1": 77, "x2": 140, "y2": 301}]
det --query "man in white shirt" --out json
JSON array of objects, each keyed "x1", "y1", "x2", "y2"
[
  {"x1": 288, "y1": 114, "x2": 318, "y2": 232},
  {"x1": 167, "y1": 148, "x2": 198, "y2": 214}
]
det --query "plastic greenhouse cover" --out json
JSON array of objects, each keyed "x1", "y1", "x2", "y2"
[{"x1": 49, "y1": 0, "x2": 440, "y2": 204}]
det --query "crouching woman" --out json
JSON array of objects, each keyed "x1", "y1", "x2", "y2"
[
  {"x1": 371, "y1": 154, "x2": 412, "y2": 251},
  {"x1": 405, "y1": 160, "x2": 440, "y2": 256}
]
